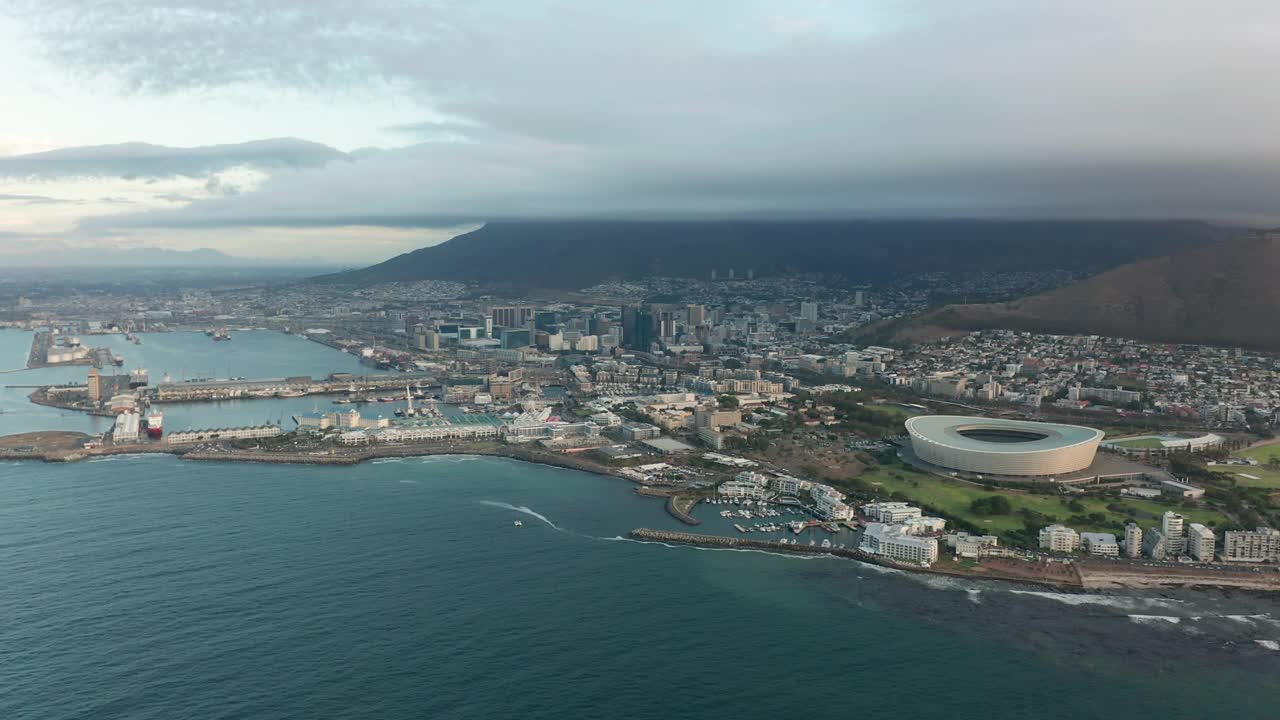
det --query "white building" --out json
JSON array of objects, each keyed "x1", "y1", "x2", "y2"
[
  {"x1": 1162, "y1": 512, "x2": 1186, "y2": 556},
  {"x1": 860, "y1": 523, "x2": 939, "y2": 566},
  {"x1": 772, "y1": 475, "x2": 808, "y2": 497},
  {"x1": 944, "y1": 532, "x2": 1000, "y2": 559},
  {"x1": 1186, "y1": 523, "x2": 1216, "y2": 562},
  {"x1": 1080, "y1": 532, "x2": 1120, "y2": 557},
  {"x1": 1039, "y1": 524, "x2": 1081, "y2": 553},
  {"x1": 166, "y1": 425, "x2": 283, "y2": 444},
  {"x1": 811, "y1": 484, "x2": 854, "y2": 521},
  {"x1": 860, "y1": 501, "x2": 923, "y2": 524},
  {"x1": 719, "y1": 471, "x2": 768, "y2": 500},
  {"x1": 112, "y1": 412, "x2": 141, "y2": 443},
  {"x1": 901, "y1": 516, "x2": 947, "y2": 536},
  {"x1": 1222, "y1": 527, "x2": 1279, "y2": 563}
]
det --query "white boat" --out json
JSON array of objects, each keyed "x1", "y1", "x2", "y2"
[{"x1": 514, "y1": 520, "x2": 523, "y2": 527}]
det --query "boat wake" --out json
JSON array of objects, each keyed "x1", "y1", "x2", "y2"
[{"x1": 479, "y1": 501, "x2": 564, "y2": 531}]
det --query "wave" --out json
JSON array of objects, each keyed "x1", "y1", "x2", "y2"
[
  {"x1": 967, "y1": 589, "x2": 983, "y2": 605},
  {"x1": 1128, "y1": 614, "x2": 1182, "y2": 626},
  {"x1": 398, "y1": 479, "x2": 419, "y2": 484},
  {"x1": 1255, "y1": 640, "x2": 1280, "y2": 651},
  {"x1": 479, "y1": 500, "x2": 563, "y2": 531},
  {"x1": 370, "y1": 457, "x2": 405, "y2": 464},
  {"x1": 1007, "y1": 590, "x2": 1183, "y2": 611}
]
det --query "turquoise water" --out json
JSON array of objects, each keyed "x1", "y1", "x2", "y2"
[
  {"x1": 0, "y1": 329, "x2": 387, "y2": 436},
  {"x1": 0, "y1": 455, "x2": 1277, "y2": 719}
]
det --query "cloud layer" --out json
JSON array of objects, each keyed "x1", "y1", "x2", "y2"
[{"x1": 6, "y1": 0, "x2": 1280, "y2": 255}]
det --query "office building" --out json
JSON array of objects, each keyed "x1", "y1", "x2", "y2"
[
  {"x1": 800, "y1": 302, "x2": 818, "y2": 323},
  {"x1": 491, "y1": 306, "x2": 534, "y2": 329}
]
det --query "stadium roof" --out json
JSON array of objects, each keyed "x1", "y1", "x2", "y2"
[{"x1": 905, "y1": 416, "x2": 1103, "y2": 454}]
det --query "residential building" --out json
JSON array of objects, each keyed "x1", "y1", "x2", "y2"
[
  {"x1": 1124, "y1": 522, "x2": 1142, "y2": 559},
  {"x1": 1186, "y1": 523, "x2": 1216, "y2": 561},
  {"x1": 1080, "y1": 532, "x2": 1120, "y2": 557},
  {"x1": 166, "y1": 425, "x2": 283, "y2": 444},
  {"x1": 944, "y1": 532, "x2": 1000, "y2": 559},
  {"x1": 811, "y1": 484, "x2": 854, "y2": 521},
  {"x1": 1039, "y1": 524, "x2": 1081, "y2": 553},
  {"x1": 1162, "y1": 512, "x2": 1186, "y2": 556},
  {"x1": 1143, "y1": 528, "x2": 1168, "y2": 560},
  {"x1": 1222, "y1": 527, "x2": 1280, "y2": 563}
]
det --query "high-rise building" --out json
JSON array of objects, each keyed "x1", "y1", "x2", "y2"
[
  {"x1": 854, "y1": 290, "x2": 866, "y2": 307},
  {"x1": 800, "y1": 302, "x2": 818, "y2": 323},
  {"x1": 535, "y1": 311, "x2": 559, "y2": 332},
  {"x1": 1124, "y1": 522, "x2": 1143, "y2": 558},
  {"x1": 657, "y1": 309, "x2": 677, "y2": 339},
  {"x1": 1222, "y1": 527, "x2": 1280, "y2": 562},
  {"x1": 1186, "y1": 523, "x2": 1216, "y2": 561},
  {"x1": 87, "y1": 368, "x2": 102, "y2": 403},
  {"x1": 1162, "y1": 512, "x2": 1186, "y2": 556},
  {"x1": 1143, "y1": 528, "x2": 1168, "y2": 559},
  {"x1": 621, "y1": 306, "x2": 654, "y2": 351},
  {"x1": 491, "y1": 306, "x2": 534, "y2": 329},
  {"x1": 687, "y1": 304, "x2": 707, "y2": 327}
]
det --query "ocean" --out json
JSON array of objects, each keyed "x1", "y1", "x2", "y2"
[{"x1": 1, "y1": 455, "x2": 1277, "y2": 719}]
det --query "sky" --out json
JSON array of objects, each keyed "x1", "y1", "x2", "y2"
[{"x1": 2, "y1": 0, "x2": 1280, "y2": 263}]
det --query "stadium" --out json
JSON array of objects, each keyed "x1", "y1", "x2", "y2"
[{"x1": 905, "y1": 416, "x2": 1105, "y2": 477}]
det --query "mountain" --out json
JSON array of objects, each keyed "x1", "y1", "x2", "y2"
[
  {"x1": 317, "y1": 220, "x2": 1225, "y2": 289},
  {"x1": 883, "y1": 232, "x2": 1280, "y2": 350}
]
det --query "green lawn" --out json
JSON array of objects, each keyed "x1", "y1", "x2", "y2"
[
  {"x1": 863, "y1": 404, "x2": 918, "y2": 420},
  {"x1": 1109, "y1": 436, "x2": 1165, "y2": 449},
  {"x1": 855, "y1": 465, "x2": 1226, "y2": 534},
  {"x1": 1212, "y1": 444, "x2": 1280, "y2": 488}
]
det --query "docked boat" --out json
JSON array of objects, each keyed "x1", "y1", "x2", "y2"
[{"x1": 144, "y1": 410, "x2": 163, "y2": 439}]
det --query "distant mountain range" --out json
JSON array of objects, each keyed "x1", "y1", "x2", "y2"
[
  {"x1": 876, "y1": 231, "x2": 1280, "y2": 350},
  {"x1": 0, "y1": 247, "x2": 343, "y2": 269},
  {"x1": 315, "y1": 220, "x2": 1226, "y2": 289}
]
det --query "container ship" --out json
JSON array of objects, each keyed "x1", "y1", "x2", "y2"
[{"x1": 145, "y1": 410, "x2": 164, "y2": 439}]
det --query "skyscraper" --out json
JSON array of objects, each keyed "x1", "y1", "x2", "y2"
[{"x1": 800, "y1": 302, "x2": 818, "y2": 323}]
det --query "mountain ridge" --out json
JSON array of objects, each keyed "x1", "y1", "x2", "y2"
[{"x1": 316, "y1": 219, "x2": 1227, "y2": 289}]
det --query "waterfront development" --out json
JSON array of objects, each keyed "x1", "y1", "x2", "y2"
[{"x1": 1, "y1": 455, "x2": 1278, "y2": 720}]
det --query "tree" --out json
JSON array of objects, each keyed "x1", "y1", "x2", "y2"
[
  {"x1": 970, "y1": 495, "x2": 1012, "y2": 516},
  {"x1": 718, "y1": 394, "x2": 740, "y2": 409}
]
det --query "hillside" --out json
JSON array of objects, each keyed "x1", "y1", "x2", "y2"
[
  {"x1": 316, "y1": 220, "x2": 1223, "y2": 289},
  {"x1": 889, "y1": 232, "x2": 1280, "y2": 350}
]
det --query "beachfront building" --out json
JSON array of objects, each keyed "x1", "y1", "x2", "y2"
[
  {"x1": 1162, "y1": 512, "x2": 1186, "y2": 556},
  {"x1": 1039, "y1": 524, "x2": 1081, "y2": 553},
  {"x1": 1124, "y1": 523, "x2": 1143, "y2": 559},
  {"x1": 860, "y1": 501, "x2": 923, "y2": 524},
  {"x1": 166, "y1": 425, "x2": 283, "y2": 444},
  {"x1": 860, "y1": 523, "x2": 939, "y2": 566},
  {"x1": 1222, "y1": 527, "x2": 1279, "y2": 563},
  {"x1": 1186, "y1": 523, "x2": 1216, "y2": 562},
  {"x1": 811, "y1": 484, "x2": 854, "y2": 521},
  {"x1": 944, "y1": 532, "x2": 1000, "y2": 559},
  {"x1": 1080, "y1": 532, "x2": 1120, "y2": 557}
]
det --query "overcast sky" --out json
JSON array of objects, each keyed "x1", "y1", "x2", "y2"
[{"x1": 2, "y1": 0, "x2": 1279, "y2": 262}]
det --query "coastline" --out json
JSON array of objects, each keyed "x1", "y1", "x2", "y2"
[{"x1": 6, "y1": 433, "x2": 1279, "y2": 594}]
